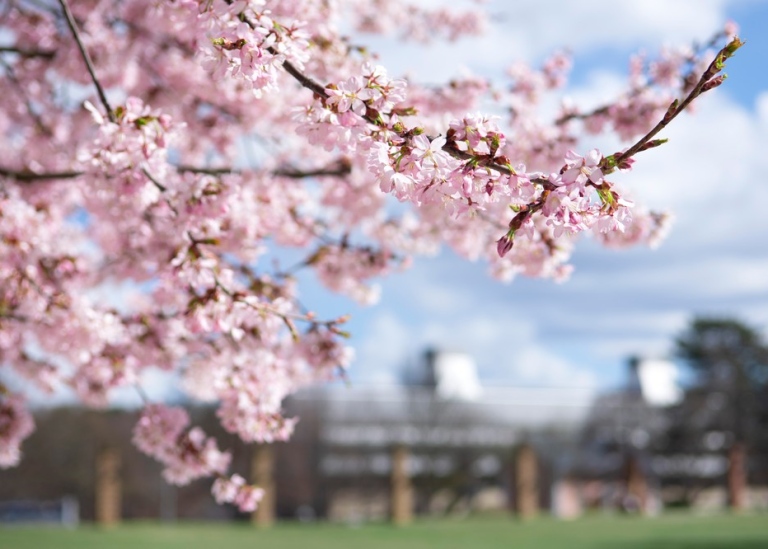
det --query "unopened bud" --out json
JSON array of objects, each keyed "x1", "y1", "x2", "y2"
[
  {"x1": 639, "y1": 138, "x2": 669, "y2": 152},
  {"x1": 496, "y1": 233, "x2": 514, "y2": 258},
  {"x1": 702, "y1": 74, "x2": 727, "y2": 92},
  {"x1": 617, "y1": 156, "x2": 635, "y2": 171},
  {"x1": 663, "y1": 99, "x2": 679, "y2": 122}
]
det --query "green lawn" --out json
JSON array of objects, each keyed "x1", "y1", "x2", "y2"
[{"x1": 1, "y1": 513, "x2": 767, "y2": 549}]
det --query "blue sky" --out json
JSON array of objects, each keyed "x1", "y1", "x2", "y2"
[{"x1": 298, "y1": 0, "x2": 768, "y2": 391}]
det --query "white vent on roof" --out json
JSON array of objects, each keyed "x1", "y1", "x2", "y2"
[
  {"x1": 636, "y1": 358, "x2": 682, "y2": 407},
  {"x1": 432, "y1": 351, "x2": 482, "y2": 401}
]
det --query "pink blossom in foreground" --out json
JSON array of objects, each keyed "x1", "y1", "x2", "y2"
[
  {"x1": 0, "y1": 0, "x2": 741, "y2": 509},
  {"x1": 133, "y1": 404, "x2": 231, "y2": 485},
  {"x1": 0, "y1": 395, "x2": 35, "y2": 468},
  {"x1": 212, "y1": 474, "x2": 265, "y2": 512}
]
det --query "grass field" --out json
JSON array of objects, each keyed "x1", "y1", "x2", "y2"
[{"x1": 1, "y1": 513, "x2": 767, "y2": 549}]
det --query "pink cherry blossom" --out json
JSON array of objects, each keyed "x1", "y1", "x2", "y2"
[
  {"x1": 212, "y1": 474, "x2": 265, "y2": 512},
  {"x1": 0, "y1": 395, "x2": 35, "y2": 468},
  {"x1": 0, "y1": 0, "x2": 742, "y2": 511}
]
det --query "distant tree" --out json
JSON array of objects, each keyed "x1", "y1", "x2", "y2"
[
  {"x1": 675, "y1": 318, "x2": 768, "y2": 486},
  {"x1": 676, "y1": 318, "x2": 767, "y2": 441},
  {"x1": 677, "y1": 318, "x2": 768, "y2": 383}
]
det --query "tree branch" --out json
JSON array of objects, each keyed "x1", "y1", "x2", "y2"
[
  {"x1": 0, "y1": 167, "x2": 83, "y2": 181},
  {"x1": 56, "y1": 0, "x2": 116, "y2": 122},
  {"x1": 176, "y1": 165, "x2": 238, "y2": 176},
  {"x1": 555, "y1": 29, "x2": 735, "y2": 127},
  {"x1": 274, "y1": 160, "x2": 352, "y2": 179},
  {"x1": 274, "y1": 50, "x2": 328, "y2": 99},
  {"x1": 0, "y1": 161, "x2": 352, "y2": 183},
  {"x1": 610, "y1": 37, "x2": 743, "y2": 169},
  {"x1": 0, "y1": 46, "x2": 56, "y2": 59},
  {"x1": 225, "y1": 0, "x2": 327, "y2": 98},
  {"x1": 0, "y1": 58, "x2": 53, "y2": 136}
]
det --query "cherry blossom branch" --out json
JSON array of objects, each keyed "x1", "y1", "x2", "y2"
[
  {"x1": 179, "y1": 231, "x2": 353, "y2": 342},
  {"x1": 0, "y1": 58, "x2": 52, "y2": 136},
  {"x1": 276, "y1": 50, "x2": 328, "y2": 99},
  {"x1": 209, "y1": 272, "x2": 347, "y2": 342},
  {"x1": 0, "y1": 46, "x2": 56, "y2": 59},
  {"x1": 56, "y1": 0, "x2": 116, "y2": 122},
  {"x1": 176, "y1": 160, "x2": 351, "y2": 178},
  {"x1": 607, "y1": 37, "x2": 744, "y2": 171},
  {"x1": 274, "y1": 161, "x2": 352, "y2": 179},
  {"x1": 257, "y1": 9, "x2": 738, "y2": 188},
  {"x1": 0, "y1": 312, "x2": 29, "y2": 323},
  {"x1": 440, "y1": 140, "x2": 514, "y2": 176},
  {"x1": 141, "y1": 167, "x2": 168, "y2": 193},
  {"x1": 444, "y1": 37, "x2": 742, "y2": 180},
  {"x1": 0, "y1": 166, "x2": 254, "y2": 182},
  {"x1": 0, "y1": 167, "x2": 83, "y2": 181},
  {"x1": 175, "y1": 166, "x2": 237, "y2": 176},
  {"x1": 225, "y1": 0, "x2": 329, "y2": 98},
  {"x1": 0, "y1": 162, "x2": 352, "y2": 183},
  {"x1": 10, "y1": 267, "x2": 66, "y2": 314},
  {"x1": 555, "y1": 29, "x2": 733, "y2": 126}
]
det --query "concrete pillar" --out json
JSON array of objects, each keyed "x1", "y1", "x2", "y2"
[
  {"x1": 251, "y1": 444, "x2": 275, "y2": 527},
  {"x1": 95, "y1": 447, "x2": 121, "y2": 526},
  {"x1": 728, "y1": 442, "x2": 747, "y2": 510},
  {"x1": 624, "y1": 455, "x2": 648, "y2": 514},
  {"x1": 514, "y1": 444, "x2": 539, "y2": 519},
  {"x1": 390, "y1": 445, "x2": 413, "y2": 525}
]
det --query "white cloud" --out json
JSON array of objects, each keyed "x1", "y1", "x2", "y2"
[
  {"x1": 365, "y1": 0, "x2": 739, "y2": 82},
  {"x1": 352, "y1": 308, "x2": 598, "y2": 389},
  {"x1": 393, "y1": 268, "x2": 476, "y2": 315},
  {"x1": 511, "y1": 347, "x2": 598, "y2": 388},
  {"x1": 757, "y1": 90, "x2": 768, "y2": 121}
]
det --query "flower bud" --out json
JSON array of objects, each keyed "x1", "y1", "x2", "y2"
[{"x1": 496, "y1": 234, "x2": 514, "y2": 258}]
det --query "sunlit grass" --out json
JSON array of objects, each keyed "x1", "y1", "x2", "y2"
[{"x1": 1, "y1": 513, "x2": 767, "y2": 549}]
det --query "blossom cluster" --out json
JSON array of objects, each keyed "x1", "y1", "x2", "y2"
[
  {"x1": 199, "y1": 2, "x2": 311, "y2": 97},
  {"x1": 349, "y1": 0, "x2": 487, "y2": 42},
  {"x1": 212, "y1": 474, "x2": 264, "y2": 512},
  {"x1": 0, "y1": 0, "x2": 740, "y2": 511},
  {"x1": 133, "y1": 404, "x2": 231, "y2": 485},
  {"x1": 0, "y1": 395, "x2": 35, "y2": 468}
]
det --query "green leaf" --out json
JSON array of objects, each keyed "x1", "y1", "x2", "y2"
[{"x1": 597, "y1": 187, "x2": 615, "y2": 207}]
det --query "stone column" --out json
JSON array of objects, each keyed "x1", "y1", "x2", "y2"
[
  {"x1": 624, "y1": 455, "x2": 648, "y2": 514},
  {"x1": 514, "y1": 444, "x2": 539, "y2": 519},
  {"x1": 251, "y1": 444, "x2": 276, "y2": 527},
  {"x1": 95, "y1": 447, "x2": 121, "y2": 526},
  {"x1": 728, "y1": 442, "x2": 747, "y2": 510},
  {"x1": 390, "y1": 445, "x2": 413, "y2": 525}
]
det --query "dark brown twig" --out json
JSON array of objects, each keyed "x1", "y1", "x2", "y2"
[
  {"x1": 610, "y1": 38, "x2": 743, "y2": 170},
  {"x1": 0, "y1": 46, "x2": 56, "y2": 59},
  {"x1": 0, "y1": 58, "x2": 53, "y2": 136},
  {"x1": 56, "y1": 0, "x2": 116, "y2": 122},
  {"x1": 0, "y1": 166, "x2": 83, "y2": 181},
  {"x1": 0, "y1": 161, "x2": 352, "y2": 182}
]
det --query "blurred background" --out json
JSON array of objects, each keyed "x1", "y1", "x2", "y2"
[{"x1": 2, "y1": 329, "x2": 768, "y2": 523}]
